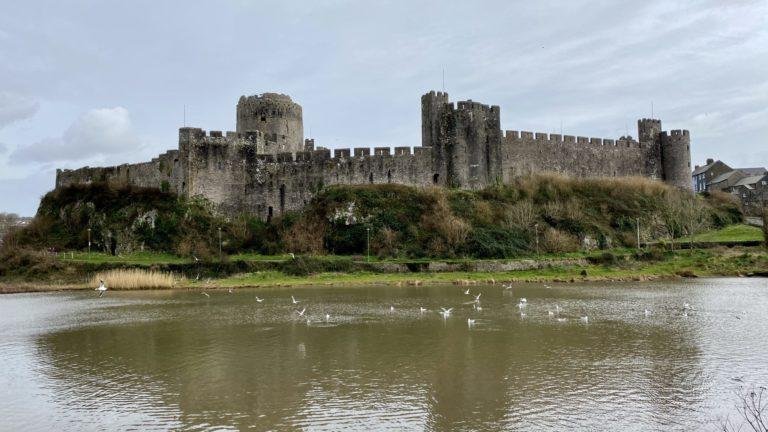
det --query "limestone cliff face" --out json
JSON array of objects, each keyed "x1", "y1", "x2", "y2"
[{"x1": 56, "y1": 91, "x2": 692, "y2": 220}]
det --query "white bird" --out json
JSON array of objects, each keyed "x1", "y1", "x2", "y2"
[
  {"x1": 557, "y1": 317, "x2": 567, "y2": 323},
  {"x1": 95, "y1": 280, "x2": 107, "y2": 297},
  {"x1": 548, "y1": 310, "x2": 554, "y2": 316},
  {"x1": 644, "y1": 309, "x2": 651, "y2": 317},
  {"x1": 440, "y1": 307, "x2": 453, "y2": 318},
  {"x1": 325, "y1": 313, "x2": 330, "y2": 322},
  {"x1": 544, "y1": 284, "x2": 551, "y2": 289},
  {"x1": 520, "y1": 297, "x2": 527, "y2": 303},
  {"x1": 580, "y1": 315, "x2": 589, "y2": 324},
  {"x1": 420, "y1": 307, "x2": 428, "y2": 313},
  {"x1": 193, "y1": 255, "x2": 200, "y2": 263},
  {"x1": 201, "y1": 291, "x2": 210, "y2": 298},
  {"x1": 683, "y1": 302, "x2": 691, "y2": 310},
  {"x1": 474, "y1": 293, "x2": 482, "y2": 302},
  {"x1": 517, "y1": 302, "x2": 526, "y2": 309},
  {"x1": 255, "y1": 296, "x2": 264, "y2": 303},
  {"x1": 467, "y1": 318, "x2": 476, "y2": 326},
  {"x1": 228, "y1": 288, "x2": 233, "y2": 294},
  {"x1": 296, "y1": 307, "x2": 306, "y2": 317},
  {"x1": 502, "y1": 283, "x2": 513, "y2": 290},
  {"x1": 464, "y1": 288, "x2": 470, "y2": 295},
  {"x1": 195, "y1": 273, "x2": 200, "y2": 281},
  {"x1": 474, "y1": 304, "x2": 483, "y2": 312},
  {"x1": 555, "y1": 305, "x2": 561, "y2": 314},
  {"x1": 291, "y1": 295, "x2": 300, "y2": 304},
  {"x1": 520, "y1": 311, "x2": 527, "y2": 319},
  {"x1": 289, "y1": 252, "x2": 296, "y2": 259},
  {"x1": 390, "y1": 305, "x2": 395, "y2": 312}
]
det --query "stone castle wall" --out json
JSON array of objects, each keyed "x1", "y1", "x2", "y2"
[{"x1": 56, "y1": 90, "x2": 692, "y2": 220}]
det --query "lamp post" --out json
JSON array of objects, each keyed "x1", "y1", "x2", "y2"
[
  {"x1": 87, "y1": 228, "x2": 91, "y2": 255},
  {"x1": 636, "y1": 217, "x2": 641, "y2": 251},
  {"x1": 218, "y1": 227, "x2": 222, "y2": 261},
  {"x1": 534, "y1": 223, "x2": 539, "y2": 256},
  {"x1": 366, "y1": 227, "x2": 371, "y2": 262}
]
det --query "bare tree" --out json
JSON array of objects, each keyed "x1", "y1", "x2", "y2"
[{"x1": 721, "y1": 385, "x2": 768, "y2": 432}]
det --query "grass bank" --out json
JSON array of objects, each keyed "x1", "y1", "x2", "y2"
[{"x1": 2, "y1": 246, "x2": 766, "y2": 294}]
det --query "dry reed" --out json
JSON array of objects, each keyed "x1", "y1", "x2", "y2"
[{"x1": 90, "y1": 269, "x2": 178, "y2": 290}]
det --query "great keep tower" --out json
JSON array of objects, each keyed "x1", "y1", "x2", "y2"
[{"x1": 236, "y1": 93, "x2": 304, "y2": 154}]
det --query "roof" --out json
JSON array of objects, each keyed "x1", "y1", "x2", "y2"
[
  {"x1": 709, "y1": 170, "x2": 739, "y2": 184},
  {"x1": 735, "y1": 167, "x2": 767, "y2": 176},
  {"x1": 692, "y1": 161, "x2": 716, "y2": 176},
  {"x1": 733, "y1": 175, "x2": 766, "y2": 187}
]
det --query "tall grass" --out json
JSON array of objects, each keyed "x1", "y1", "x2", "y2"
[{"x1": 90, "y1": 269, "x2": 178, "y2": 289}]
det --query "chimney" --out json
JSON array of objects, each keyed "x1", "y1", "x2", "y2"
[{"x1": 706, "y1": 158, "x2": 714, "y2": 165}]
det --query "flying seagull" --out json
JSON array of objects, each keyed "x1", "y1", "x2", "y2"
[
  {"x1": 291, "y1": 295, "x2": 300, "y2": 304},
  {"x1": 255, "y1": 296, "x2": 264, "y2": 303},
  {"x1": 296, "y1": 307, "x2": 307, "y2": 317},
  {"x1": 201, "y1": 291, "x2": 210, "y2": 298}
]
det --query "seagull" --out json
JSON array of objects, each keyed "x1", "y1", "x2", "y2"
[
  {"x1": 440, "y1": 307, "x2": 453, "y2": 318},
  {"x1": 420, "y1": 307, "x2": 428, "y2": 313},
  {"x1": 464, "y1": 288, "x2": 471, "y2": 295},
  {"x1": 644, "y1": 309, "x2": 651, "y2": 317},
  {"x1": 467, "y1": 318, "x2": 476, "y2": 326},
  {"x1": 228, "y1": 288, "x2": 233, "y2": 294},
  {"x1": 474, "y1": 293, "x2": 482, "y2": 302},
  {"x1": 195, "y1": 273, "x2": 200, "y2": 281},
  {"x1": 325, "y1": 313, "x2": 330, "y2": 322},
  {"x1": 390, "y1": 305, "x2": 395, "y2": 312},
  {"x1": 255, "y1": 296, "x2": 264, "y2": 303},
  {"x1": 95, "y1": 280, "x2": 107, "y2": 297},
  {"x1": 580, "y1": 315, "x2": 589, "y2": 324},
  {"x1": 291, "y1": 295, "x2": 300, "y2": 304},
  {"x1": 517, "y1": 301, "x2": 526, "y2": 309},
  {"x1": 193, "y1": 255, "x2": 200, "y2": 263},
  {"x1": 683, "y1": 302, "x2": 691, "y2": 310},
  {"x1": 502, "y1": 283, "x2": 513, "y2": 290},
  {"x1": 548, "y1": 310, "x2": 554, "y2": 316},
  {"x1": 544, "y1": 284, "x2": 551, "y2": 289},
  {"x1": 289, "y1": 253, "x2": 295, "y2": 259},
  {"x1": 557, "y1": 317, "x2": 567, "y2": 323},
  {"x1": 520, "y1": 298, "x2": 527, "y2": 303},
  {"x1": 201, "y1": 291, "x2": 210, "y2": 298},
  {"x1": 296, "y1": 307, "x2": 306, "y2": 317}
]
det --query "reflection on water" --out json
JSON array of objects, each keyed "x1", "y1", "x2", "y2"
[{"x1": 1, "y1": 278, "x2": 767, "y2": 431}]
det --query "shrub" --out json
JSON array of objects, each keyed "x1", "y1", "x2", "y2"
[
  {"x1": 542, "y1": 228, "x2": 580, "y2": 253},
  {"x1": 90, "y1": 269, "x2": 177, "y2": 289}
]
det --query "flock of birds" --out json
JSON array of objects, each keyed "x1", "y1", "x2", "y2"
[{"x1": 94, "y1": 280, "x2": 712, "y2": 325}]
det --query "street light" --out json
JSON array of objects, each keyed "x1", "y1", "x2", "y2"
[
  {"x1": 218, "y1": 227, "x2": 222, "y2": 261},
  {"x1": 534, "y1": 223, "x2": 539, "y2": 256},
  {"x1": 366, "y1": 227, "x2": 371, "y2": 262},
  {"x1": 87, "y1": 228, "x2": 91, "y2": 255}
]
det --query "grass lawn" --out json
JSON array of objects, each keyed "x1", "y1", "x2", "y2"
[
  {"x1": 61, "y1": 251, "x2": 189, "y2": 265},
  {"x1": 680, "y1": 224, "x2": 764, "y2": 243}
]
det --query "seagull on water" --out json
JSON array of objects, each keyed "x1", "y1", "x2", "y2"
[
  {"x1": 96, "y1": 280, "x2": 108, "y2": 297},
  {"x1": 467, "y1": 318, "x2": 476, "y2": 326},
  {"x1": 557, "y1": 317, "x2": 567, "y2": 323},
  {"x1": 580, "y1": 315, "x2": 589, "y2": 324},
  {"x1": 201, "y1": 291, "x2": 210, "y2": 298},
  {"x1": 325, "y1": 313, "x2": 330, "y2": 322},
  {"x1": 548, "y1": 310, "x2": 554, "y2": 316},
  {"x1": 420, "y1": 307, "x2": 428, "y2": 313},
  {"x1": 255, "y1": 296, "x2": 264, "y2": 303},
  {"x1": 296, "y1": 307, "x2": 307, "y2": 317},
  {"x1": 228, "y1": 288, "x2": 233, "y2": 294},
  {"x1": 502, "y1": 283, "x2": 513, "y2": 290},
  {"x1": 291, "y1": 295, "x2": 300, "y2": 304},
  {"x1": 390, "y1": 305, "x2": 395, "y2": 312},
  {"x1": 644, "y1": 309, "x2": 651, "y2": 317},
  {"x1": 520, "y1": 297, "x2": 527, "y2": 303},
  {"x1": 440, "y1": 307, "x2": 453, "y2": 318}
]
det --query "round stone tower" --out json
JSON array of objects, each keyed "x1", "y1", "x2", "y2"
[
  {"x1": 236, "y1": 93, "x2": 303, "y2": 154},
  {"x1": 661, "y1": 129, "x2": 692, "y2": 190}
]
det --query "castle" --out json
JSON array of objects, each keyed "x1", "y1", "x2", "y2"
[{"x1": 56, "y1": 91, "x2": 692, "y2": 220}]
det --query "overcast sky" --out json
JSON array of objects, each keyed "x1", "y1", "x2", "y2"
[{"x1": 1, "y1": 0, "x2": 766, "y2": 216}]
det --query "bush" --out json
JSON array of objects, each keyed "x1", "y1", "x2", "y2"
[
  {"x1": 280, "y1": 256, "x2": 353, "y2": 276},
  {"x1": 461, "y1": 226, "x2": 531, "y2": 258},
  {"x1": 588, "y1": 251, "x2": 619, "y2": 266}
]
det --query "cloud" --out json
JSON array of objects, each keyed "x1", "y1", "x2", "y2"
[
  {"x1": 0, "y1": 91, "x2": 39, "y2": 129},
  {"x1": 0, "y1": 142, "x2": 6, "y2": 154},
  {"x1": 11, "y1": 107, "x2": 143, "y2": 163}
]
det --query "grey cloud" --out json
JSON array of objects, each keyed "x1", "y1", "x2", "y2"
[
  {"x1": 11, "y1": 107, "x2": 142, "y2": 163},
  {"x1": 0, "y1": 142, "x2": 6, "y2": 153},
  {"x1": 0, "y1": 91, "x2": 39, "y2": 128}
]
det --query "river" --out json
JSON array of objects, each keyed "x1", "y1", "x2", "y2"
[{"x1": 0, "y1": 278, "x2": 766, "y2": 431}]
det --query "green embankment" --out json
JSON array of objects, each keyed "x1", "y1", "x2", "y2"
[{"x1": 678, "y1": 224, "x2": 763, "y2": 243}]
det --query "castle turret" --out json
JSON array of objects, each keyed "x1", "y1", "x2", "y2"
[
  {"x1": 421, "y1": 91, "x2": 502, "y2": 189},
  {"x1": 236, "y1": 93, "x2": 303, "y2": 154},
  {"x1": 661, "y1": 129, "x2": 692, "y2": 190}
]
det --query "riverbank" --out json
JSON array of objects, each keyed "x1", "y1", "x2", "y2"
[{"x1": 2, "y1": 246, "x2": 766, "y2": 294}]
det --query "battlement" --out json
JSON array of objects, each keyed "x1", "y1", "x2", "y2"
[
  {"x1": 353, "y1": 148, "x2": 370, "y2": 157},
  {"x1": 374, "y1": 147, "x2": 391, "y2": 156},
  {"x1": 503, "y1": 129, "x2": 640, "y2": 148},
  {"x1": 334, "y1": 148, "x2": 351, "y2": 159},
  {"x1": 663, "y1": 129, "x2": 690, "y2": 137},
  {"x1": 394, "y1": 146, "x2": 411, "y2": 156}
]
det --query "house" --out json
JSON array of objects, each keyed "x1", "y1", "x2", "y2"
[
  {"x1": 692, "y1": 159, "x2": 732, "y2": 192},
  {"x1": 707, "y1": 170, "x2": 748, "y2": 192},
  {"x1": 731, "y1": 174, "x2": 768, "y2": 213}
]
